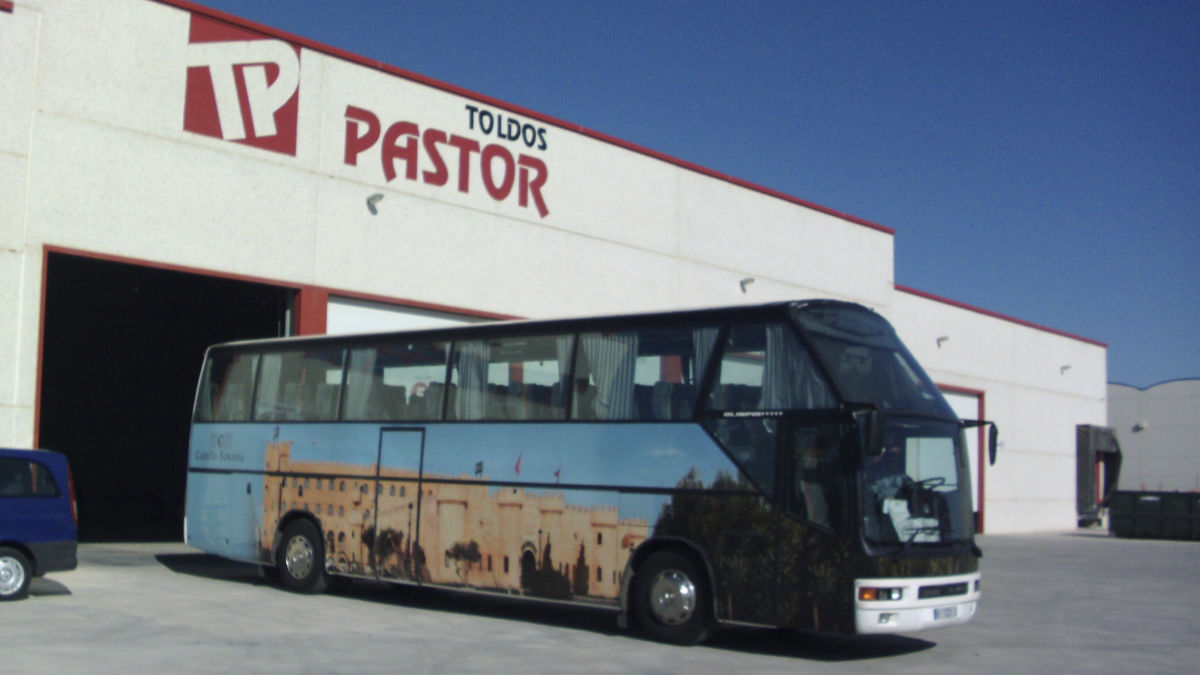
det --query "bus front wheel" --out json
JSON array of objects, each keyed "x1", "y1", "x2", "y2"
[
  {"x1": 632, "y1": 550, "x2": 712, "y2": 645},
  {"x1": 276, "y1": 520, "x2": 329, "y2": 594}
]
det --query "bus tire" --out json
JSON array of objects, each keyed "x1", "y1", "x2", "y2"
[
  {"x1": 632, "y1": 550, "x2": 712, "y2": 645},
  {"x1": 276, "y1": 520, "x2": 329, "y2": 594},
  {"x1": 0, "y1": 547, "x2": 32, "y2": 601}
]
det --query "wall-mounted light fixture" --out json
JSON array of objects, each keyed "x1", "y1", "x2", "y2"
[
  {"x1": 1132, "y1": 422, "x2": 1148, "y2": 433},
  {"x1": 739, "y1": 278, "x2": 755, "y2": 293},
  {"x1": 1060, "y1": 365, "x2": 1072, "y2": 374},
  {"x1": 936, "y1": 336, "x2": 949, "y2": 348},
  {"x1": 366, "y1": 193, "x2": 384, "y2": 215}
]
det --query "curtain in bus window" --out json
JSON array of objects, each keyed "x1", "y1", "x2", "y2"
[
  {"x1": 578, "y1": 333, "x2": 637, "y2": 419},
  {"x1": 255, "y1": 354, "x2": 284, "y2": 420},
  {"x1": 692, "y1": 328, "x2": 719, "y2": 387},
  {"x1": 197, "y1": 353, "x2": 258, "y2": 422},
  {"x1": 343, "y1": 348, "x2": 378, "y2": 419},
  {"x1": 218, "y1": 355, "x2": 257, "y2": 421},
  {"x1": 454, "y1": 341, "x2": 490, "y2": 420},
  {"x1": 763, "y1": 324, "x2": 797, "y2": 409},
  {"x1": 763, "y1": 325, "x2": 835, "y2": 410},
  {"x1": 555, "y1": 335, "x2": 574, "y2": 410}
]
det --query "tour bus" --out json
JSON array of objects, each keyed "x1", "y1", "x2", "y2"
[{"x1": 185, "y1": 300, "x2": 994, "y2": 644}]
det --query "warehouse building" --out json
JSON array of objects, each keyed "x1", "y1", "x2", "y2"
[
  {"x1": 1108, "y1": 379, "x2": 1200, "y2": 493},
  {"x1": 0, "y1": 0, "x2": 1107, "y2": 539}
]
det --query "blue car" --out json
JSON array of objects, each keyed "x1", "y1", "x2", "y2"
[{"x1": 0, "y1": 448, "x2": 78, "y2": 600}]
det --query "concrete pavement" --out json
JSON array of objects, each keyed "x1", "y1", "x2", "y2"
[{"x1": 1, "y1": 530, "x2": 1196, "y2": 673}]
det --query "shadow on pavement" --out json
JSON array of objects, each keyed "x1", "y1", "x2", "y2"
[
  {"x1": 706, "y1": 626, "x2": 935, "y2": 661},
  {"x1": 157, "y1": 552, "x2": 267, "y2": 585},
  {"x1": 154, "y1": 551, "x2": 935, "y2": 661},
  {"x1": 28, "y1": 576, "x2": 72, "y2": 597}
]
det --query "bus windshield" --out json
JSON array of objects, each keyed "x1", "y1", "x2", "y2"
[
  {"x1": 861, "y1": 416, "x2": 973, "y2": 546},
  {"x1": 791, "y1": 303, "x2": 954, "y2": 418},
  {"x1": 790, "y1": 302, "x2": 972, "y2": 547}
]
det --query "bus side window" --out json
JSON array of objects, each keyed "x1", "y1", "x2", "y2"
[
  {"x1": 343, "y1": 341, "x2": 450, "y2": 421},
  {"x1": 706, "y1": 323, "x2": 833, "y2": 413},
  {"x1": 573, "y1": 325, "x2": 718, "y2": 420},
  {"x1": 450, "y1": 334, "x2": 572, "y2": 421},
  {"x1": 703, "y1": 323, "x2": 835, "y2": 492},
  {"x1": 253, "y1": 349, "x2": 346, "y2": 422},
  {"x1": 196, "y1": 353, "x2": 258, "y2": 422}
]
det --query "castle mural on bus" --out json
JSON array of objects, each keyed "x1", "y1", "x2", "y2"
[{"x1": 261, "y1": 441, "x2": 649, "y2": 601}]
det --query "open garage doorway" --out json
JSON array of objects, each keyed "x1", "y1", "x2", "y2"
[{"x1": 38, "y1": 252, "x2": 290, "y2": 541}]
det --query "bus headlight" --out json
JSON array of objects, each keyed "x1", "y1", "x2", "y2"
[{"x1": 859, "y1": 587, "x2": 903, "y2": 601}]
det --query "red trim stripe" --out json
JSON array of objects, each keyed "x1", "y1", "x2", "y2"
[
  {"x1": 157, "y1": 1, "x2": 893, "y2": 235},
  {"x1": 1, "y1": 1, "x2": 15, "y2": 13},
  {"x1": 897, "y1": 285, "x2": 1106, "y2": 348}
]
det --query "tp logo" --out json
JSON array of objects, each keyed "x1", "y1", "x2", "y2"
[{"x1": 184, "y1": 14, "x2": 300, "y2": 156}]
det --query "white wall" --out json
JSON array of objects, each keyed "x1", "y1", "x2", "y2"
[
  {"x1": 1109, "y1": 380, "x2": 1200, "y2": 492},
  {"x1": 0, "y1": 3, "x2": 41, "y2": 447},
  {"x1": 8, "y1": 0, "x2": 893, "y2": 314},
  {"x1": 326, "y1": 297, "x2": 479, "y2": 335},
  {"x1": 0, "y1": 0, "x2": 893, "y2": 445},
  {"x1": 887, "y1": 291, "x2": 1108, "y2": 533}
]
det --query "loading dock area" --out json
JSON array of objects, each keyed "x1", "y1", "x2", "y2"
[{"x1": 38, "y1": 252, "x2": 289, "y2": 540}]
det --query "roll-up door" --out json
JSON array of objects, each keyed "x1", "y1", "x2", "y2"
[{"x1": 326, "y1": 297, "x2": 478, "y2": 335}]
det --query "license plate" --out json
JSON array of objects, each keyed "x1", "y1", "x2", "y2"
[{"x1": 934, "y1": 606, "x2": 958, "y2": 620}]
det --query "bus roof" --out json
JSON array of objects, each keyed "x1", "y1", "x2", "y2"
[{"x1": 205, "y1": 299, "x2": 872, "y2": 352}]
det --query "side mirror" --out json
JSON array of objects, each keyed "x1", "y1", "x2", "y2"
[
  {"x1": 988, "y1": 424, "x2": 999, "y2": 466},
  {"x1": 961, "y1": 419, "x2": 999, "y2": 466},
  {"x1": 855, "y1": 408, "x2": 884, "y2": 457}
]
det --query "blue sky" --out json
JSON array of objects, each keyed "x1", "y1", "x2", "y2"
[{"x1": 196, "y1": 0, "x2": 1198, "y2": 388}]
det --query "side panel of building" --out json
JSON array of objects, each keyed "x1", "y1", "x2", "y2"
[
  {"x1": 1109, "y1": 380, "x2": 1200, "y2": 492},
  {"x1": 0, "y1": 4, "x2": 41, "y2": 447},
  {"x1": 3, "y1": 0, "x2": 893, "y2": 448},
  {"x1": 887, "y1": 291, "x2": 1107, "y2": 533}
]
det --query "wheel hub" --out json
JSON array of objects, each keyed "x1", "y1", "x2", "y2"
[
  {"x1": 0, "y1": 557, "x2": 25, "y2": 595},
  {"x1": 284, "y1": 535, "x2": 314, "y2": 580},
  {"x1": 648, "y1": 569, "x2": 696, "y2": 625}
]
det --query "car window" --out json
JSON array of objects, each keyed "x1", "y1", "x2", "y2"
[{"x1": 0, "y1": 457, "x2": 60, "y2": 498}]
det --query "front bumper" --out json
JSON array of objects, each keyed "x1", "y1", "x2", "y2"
[
  {"x1": 854, "y1": 571, "x2": 980, "y2": 634},
  {"x1": 27, "y1": 539, "x2": 77, "y2": 575}
]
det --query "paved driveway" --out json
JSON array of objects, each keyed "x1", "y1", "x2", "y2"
[{"x1": 1, "y1": 531, "x2": 1196, "y2": 673}]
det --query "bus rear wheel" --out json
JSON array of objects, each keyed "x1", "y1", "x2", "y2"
[
  {"x1": 0, "y1": 547, "x2": 32, "y2": 601},
  {"x1": 276, "y1": 520, "x2": 329, "y2": 594},
  {"x1": 632, "y1": 550, "x2": 712, "y2": 645}
]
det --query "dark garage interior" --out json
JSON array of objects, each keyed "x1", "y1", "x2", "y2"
[{"x1": 38, "y1": 252, "x2": 289, "y2": 541}]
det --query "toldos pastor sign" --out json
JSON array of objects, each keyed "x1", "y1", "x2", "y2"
[{"x1": 183, "y1": 13, "x2": 550, "y2": 218}]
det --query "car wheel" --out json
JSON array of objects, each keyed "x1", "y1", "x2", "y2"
[
  {"x1": 0, "y1": 547, "x2": 32, "y2": 601},
  {"x1": 631, "y1": 550, "x2": 712, "y2": 645},
  {"x1": 276, "y1": 520, "x2": 329, "y2": 594}
]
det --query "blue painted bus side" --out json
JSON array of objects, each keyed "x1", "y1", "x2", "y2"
[{"x1": 186, "y1": 421, "x2": 744, "y2": 572}]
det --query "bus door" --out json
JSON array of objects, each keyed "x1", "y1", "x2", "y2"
[
  {"x1": 371, "y1": 427, "x2": 425, "y2": 583},
  {"x1": 700, "y1": 412, "x2": 783, "y2": 626},
  {"x1": 780, "y1": 413, "x2": 852, "y2": 621}
]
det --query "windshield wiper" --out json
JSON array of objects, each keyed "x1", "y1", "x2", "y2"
[{"x1": 902, "y1": 526, "x2": 942, "y2": 554}]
